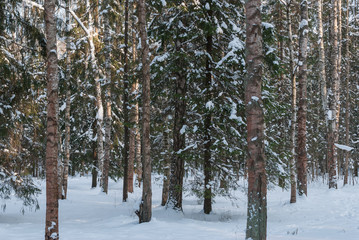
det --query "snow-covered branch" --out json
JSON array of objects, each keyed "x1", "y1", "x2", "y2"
[
  {"x1": 69, "y1": 9, "x2": 90, "y2": 36},
  {"x1": 23, "y1": 0, "x2": 44, "y2": 10},
  {"x1": 334, "y1": 143, "x2": 354, "y2": 151},
  {"x1": 22, "y1": 1, "x2": 90, "y2": 37}
]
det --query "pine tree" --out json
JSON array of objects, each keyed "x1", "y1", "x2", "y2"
[
  {"x1": 245, "y1": 0, "x2": 267, "y2": 238},
  {"x1": 137, "y1": 0, "x2": 152, "y2": 223},
  {"x1": 44, "y1": 0, "x2": 59, "y2": 238}
]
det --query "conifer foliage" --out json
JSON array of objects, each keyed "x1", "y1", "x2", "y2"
[{"x1": 0, "y1": 0, "x2": 359, "y2": 239}]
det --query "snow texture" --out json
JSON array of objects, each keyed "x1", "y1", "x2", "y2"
[
  {"x1": 262, "y1": 22, "x2": 274, "y2": 29},
  {"x1": 180, "y1": 125, "x2": 187, "y2": 135},
  {"x1": 2, "y1": 176, "x2": 359, "y2": 239},
  {"x1": 206, "y1": 101, "x2": 214, "y2": 110},
  {"x1": 299, "y1": 19, "x2": 308, "y2": 29},
  {"x1": 96, "y1": 105, "x2": 104, "y2": 121}
]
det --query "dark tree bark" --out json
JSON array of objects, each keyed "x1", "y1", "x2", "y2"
[
  {"x1": 244, "y1": 0, "x2": 267, "y2": 238},
  {"x1": 203, "y1": 27, "x2": 213, "y2": 215},
  {"x1": 137, "y1": 0, "x2": 152, "y2": 223},
  {"x1": 44, "y1": 0, "x2": 59, "y2": 238},
  {"x1": 296, "y1": 0, "x2": 309, "y2": 196},
  {"x1": 166, "y1": 58, "x2": 186, "y2": 211},
  {"x1": 123, "y1": 0, "x2": 130, "y2": 202},
  {"x1": 91, "y1": 140, "x2": 98, "y2": 189}
]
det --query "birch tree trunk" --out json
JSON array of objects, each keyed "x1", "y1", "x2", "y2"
[
  {"x1": 328, "y1": 0, "x2": 339, "y2": 189},
  {"x1": 44, "y1": 0, "x2": 59, "y2": 238},
  {"x1": 245, "y1": 0, "x2": 267, "y2": 238},
  {"x1": 102, "y1": 0, "x2": 112, "y2": 194},
  {"x1": 296, "y1": 0, "x2": 309, "y2": 196},
  {"x1": 137, "y1": 0, "x2": 152, "y2": 223}
]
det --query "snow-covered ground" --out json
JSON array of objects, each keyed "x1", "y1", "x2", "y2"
[{"x1": 1, "y1": 176, "x2": 359, "y2": 240}]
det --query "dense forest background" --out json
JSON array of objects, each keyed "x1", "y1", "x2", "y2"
[{"x1": 0, "y1": 0, "x2": 359, "y2": 239}]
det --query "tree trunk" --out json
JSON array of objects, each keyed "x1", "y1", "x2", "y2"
[
  {"x1": 102, "y1": 0, "x2": 112, "y2": 194},
  {"x1": 128, "y1": 1, "x2": 138, "y2": 194},
  {"x1": 44, "y1": 0, "x2": 59, "y2": 238},
  {"x1": 318, "y1": 0, "x2": 327, "y2": 113},
  {"x1": 62, "y1": 0, "x2": 72, "y2": 200},
  {"x1": 58, "y1": 128, "x2": 64, "y2": 199},
  {"x1": 135, "y1": 112, "x2": 142, "y2": 187},
  {"x1": 203, "y1": 23, "x2": 213, "y2": 215},
  {"x1": 287, "y1": 3, "x2": 297, "y2": 204},
  {"x1": 166, "y1": 54, "x2": 186, "y2": 211},
  {"x1": 328, "y1": 0, "x2": 339, "y2": 189},
  {"x1": 123, "y1": 0, "x2": 130, "y2": 202},
  {"x1": 317, "y1": 0, "x2": 328, "y2": 175},
  {"x1": 245, "y1": 0, "x2": 267, "y2": 238},
  {"x1": 335, "y1": 0, "x2": 342, "y2": 180},
  {"x1": 296, "y1": 0, "x2": 309, "y2": 196},
  {"x1": 137, "y1": 0, "x2": 152, "y2": 223},
  {"x1": 343, "y1": 0, "x2": 351, "y2": 185},
  {"x1": 87, "y1": 0, "x2": 104, "y2": 188},
  {"x1": 91, "y1": 139, "x2": 98, "y2": 188},
  {"x1": 161, "y1": 119, "x2": 171, "y2": 206}
]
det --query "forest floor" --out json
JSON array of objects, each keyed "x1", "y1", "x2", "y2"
[{"x1": 1, "y1": 175, "x2": 359, "y2": 240}]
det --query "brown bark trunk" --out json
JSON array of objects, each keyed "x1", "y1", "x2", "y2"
[
  {"x1": 287, "y1": 4, "x2": 297, "y2": 204},
  {"x1": 328, "y1": 0, "x2": 339, "y2": 189},
  {"x1": 123, "y1": 0, "x2": 130, "y2": 201},
  {"x1": 245, "y1": 0, "x2": 267, "y2": 238},
  {"x1": 44, "y1": 0, "x2": 59, "y2": 238},
  {"x1": 137, "y1": 0, "x2": 152, "y2": 223},
  {"x1": 296, "y1": 0, "x2": 309, "y2": 196}
]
